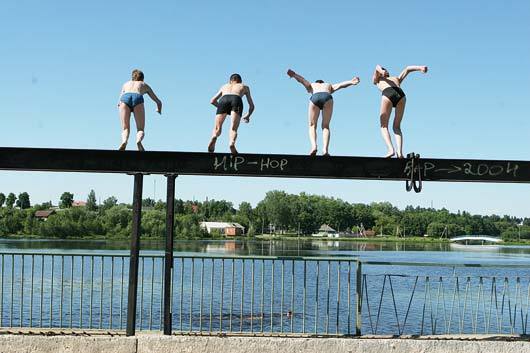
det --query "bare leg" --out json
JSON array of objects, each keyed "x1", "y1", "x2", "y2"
[
  {"x1": 133, "y1": 103, "x2": 146, "y2": 151},
  {"x1": 119, "y1": 103, "x2": 131, "y2": 150},
  {"x1": 229, "y1": 111, "x2": 241, "y2": 154},
  {"x1": 321, "y1": 99, "x2": 334, "y2": 156},
  {"x1": 308, "y1": 102, "x2": 320, "y2": 155},
  {"x1": 379, "y1": 97, "x2": 394, "y2": 158},
  {"x1": 208, "y1": 114, "x2": 227, "y2": 152},
  {"x1": 393, "y1": 98, "x2": 406, "y2": 158}
]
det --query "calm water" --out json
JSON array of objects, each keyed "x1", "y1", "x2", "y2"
[
  {"x1": 1, "y1": 238, "x2": 530, "y2": 265},
  {"x1": 1, "y1": 238, "x2": 530, "y2": 335}
]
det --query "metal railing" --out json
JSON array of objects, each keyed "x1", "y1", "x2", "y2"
[{"x1": 1, "y1": 251, "x2": 529, "y2": 336}]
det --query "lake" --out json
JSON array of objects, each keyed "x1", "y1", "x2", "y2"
[{"x1": 1, "y1": 238, "x2": 529, "y2": 335}]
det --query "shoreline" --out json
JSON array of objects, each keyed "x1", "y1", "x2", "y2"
[{"x1": 1, "y1": 234, "x2": 530, "y2": 246}]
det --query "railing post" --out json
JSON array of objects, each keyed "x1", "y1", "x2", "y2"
[
  {"x1": 126, "y1": 173, "x2": 143, "y2": 336},
  {"x1": 163, "y1": 174, "x2": 177, "y2": 335},
  {"x1": 355, "y1": 260, "x2": 362, "y2": 336}
]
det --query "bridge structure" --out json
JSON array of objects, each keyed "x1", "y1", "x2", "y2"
[
  {"x1": 450, "y1": 235, "x2": 504, "y2": 244},
  {"x1": 0, "y1": 146, "x2": 529, "y2": 336}
]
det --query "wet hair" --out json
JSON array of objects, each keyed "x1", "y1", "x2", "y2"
[
  {"x1": 132, "y1": 69, "x2": 144, "y2": 81},
  {"x1": 230, "y1": 73, "x2": 242, "y2": 83},
  {"x1": 315, "y1": 79, "x2": 324, "y2": 83}
]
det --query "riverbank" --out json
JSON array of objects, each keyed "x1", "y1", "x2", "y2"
[{"x1": 2, "y1": 234, "x2": 530, "y2": 246}]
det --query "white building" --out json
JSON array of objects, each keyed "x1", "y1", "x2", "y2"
[{"x1": 200, "y1": 222, "x2": 245, "y2": 236}]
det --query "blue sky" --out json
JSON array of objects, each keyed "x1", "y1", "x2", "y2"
[{"x1": 1, "y1": 0, "x2": 529, "y2": 217}]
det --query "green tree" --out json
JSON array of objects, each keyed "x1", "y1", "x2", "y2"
[
  {"x1": 6, "y1": 193, "x2": 16, "y2": 208},
  {"x1": 101, "y1": 196, "x2": 118, "y2": 210},
  {"x1": 142, "y1": 198, "x2": 155, "y2": 208},
  {"x1": 86, "y1": 190, "x2": 97, "y2": 211},
  {"x1": 0, "y1": 193, "x2": 5, "y2": 207},
  {"x1": 59, "y1": 192, "x2": 74, "y2": 209},
  {"x1": 16, "y1": 192, "x2": 31, "y2": 209}
]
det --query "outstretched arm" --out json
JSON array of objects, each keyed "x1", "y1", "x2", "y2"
[
  {"x1": 242, "y1": 86, "x2": 255, "y2": 123},
  {"x1": 145, "y1": 84, "x2": 163, "y2": 114},
  {"x1": 398, "y1": 65, "x2": 428, "y2": 83},
  {"x1": 331, "y1": 77, "x2": 360, "y2": 93},
  {"x1": 287, "y1": 69, "x2": 312, "y2": 93},
  {"x1": 210, "y1": 89, "x2": 223, "y2": 108}
]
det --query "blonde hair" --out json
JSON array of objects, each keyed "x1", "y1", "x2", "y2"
[{"x1": 132, "y1": 69, "x2": 144, "y2": 81}]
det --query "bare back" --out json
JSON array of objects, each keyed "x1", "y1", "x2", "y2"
[
  {"x1": 122, "y1": 80, "x2": 150, "y2": 95},
  {"x1": 310, "y1": 82, "x2": 333, "y2": 94},
  {"x1": 375, "y1": 77, "x2": 401, "y2": 92},
  {"x1": 220, "y1": 83, "x2": 248, "y2": 97}
]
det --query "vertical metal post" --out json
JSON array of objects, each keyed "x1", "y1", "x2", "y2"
[
  {"x1": 126, "y1": 173, "x2": 144, "y2": 336},
  {"x1": 163, "y1": 174, "x2": 177, "y2": 335},
  {"x1": 355, "y1": 260, "x2": 362, "y2": 336}
]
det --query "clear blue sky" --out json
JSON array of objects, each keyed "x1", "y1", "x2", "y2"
[{"x1": 1, "y1": 0, "x2": 529, "y2": 217}]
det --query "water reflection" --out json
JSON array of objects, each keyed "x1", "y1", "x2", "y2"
[{"x1": 1, "y1": 238, "x2": 530, "y2": 265}]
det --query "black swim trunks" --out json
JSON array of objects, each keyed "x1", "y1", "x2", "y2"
[
  {"x1": 216, "y1": 94, "x2": 244, "y2": 115},
  {"x1": 382, "y1": 86, "x2": 406, "y2": 107},
  {"x1": 310, "y1": 92, "x2": 333, "y2": 110}
]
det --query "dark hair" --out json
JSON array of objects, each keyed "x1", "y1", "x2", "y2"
[
  {"x1": 230, "y1": 73, "x2": 242, "y2": 83},
  {"x1": 132, "y1": 69, "x2": 144, "y2": 81},
  {"x1": 315, "y1": 79, "x2": 324, "y2": 83}
]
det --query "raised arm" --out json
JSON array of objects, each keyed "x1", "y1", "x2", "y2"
[
  {"x1": 397, "y1": 65, "x2": 428, "y2": 83},
  {"x1": 372, "y1": 65, "x2": 386, "y2": 84},
  {"x1": 210, "y1": 89, "x2": 223, "y2": 108},
  {"x1": 287, "y1": 69, "x2": 313, "y2": 93},
  {"x1": 331, "y1": 77, "x2": 360, "y2": 93},
  {"x1": 145, "y1": 84, "x2": 163, "y2": 114},
  {"x1": 242, "y1": 86, "x2": 255, "y2": 123}
]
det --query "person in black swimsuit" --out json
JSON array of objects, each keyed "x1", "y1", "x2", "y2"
[
  {"x1": 287, "y1": 69, "x2": 360, "y2": 156},
  {"x1": 373, "y1": 65, "x2": 428, "y2": 158},
  {"x1": 209, "y1": 74, "x2": 255, "y2": 154}
]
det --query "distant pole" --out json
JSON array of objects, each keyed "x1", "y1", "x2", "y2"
[
  {"x1": 163, "y1": 174, "x2": 177, "y2": 335},
  {"x1": 126, "y1": 174, "x2": 144, "y2": 336}
]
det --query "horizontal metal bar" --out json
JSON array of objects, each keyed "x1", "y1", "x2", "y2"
[
  {"x1": 1, "y1": 147, "x2": 529, "y2": 183},
  {"x1": 0, "y1": 251, "x2": 528, "y2": 269}
]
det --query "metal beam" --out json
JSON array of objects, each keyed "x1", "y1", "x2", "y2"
[
  {"x1": 126, "y1": 174, "x2": 143, "y2": 336},
  {"x1": 163, "y1": 174, "x2": 177, "y2": 335},
  {"x1": 0, "y1": 147, "x2": 529, "y2": 183}
]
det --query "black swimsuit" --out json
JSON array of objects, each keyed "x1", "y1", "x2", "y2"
[
  {"x1": 382, "y1": 86, "x2": 406, "y2": 107},
  {"x1": 216, "y1": 94, "x2": 244, "y2": 115},
  {"x1": 310, "y1": 92, "x2": 333, "y2": 110}
]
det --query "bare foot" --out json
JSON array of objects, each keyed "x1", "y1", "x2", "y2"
[
  {"x1": 229, "y1": 145, "x2": 238, "y2": 155},
  {"x1": 384, "y1": 151, "x2": 395, "y2": 158},
  {"x1": 309, "y1": 149, "x2": 317, "y2": 156},
  {"x1": 118, "y1": 142, "x2": 127, "y2": 151},
  {"x1": 137, "y1": 142, "x2": 145, "y2": 151},
  {"x1": 208, "y1": 138, "x2": 217, "y2": 153}
]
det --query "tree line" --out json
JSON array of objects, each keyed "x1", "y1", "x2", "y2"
[{"x1": 0, "y1": 190, "x2": 529, "y2": 241}]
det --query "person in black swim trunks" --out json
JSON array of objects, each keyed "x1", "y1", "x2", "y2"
[
  {"x1": 208, "y1": 73, "x2": 255, "y2": 154},
  {"x1": 287, "y1": 69, "x2": 360, "y2": 156},
  {"x1": 373, "y1": 64, "x2": 428, "y2": 158}
]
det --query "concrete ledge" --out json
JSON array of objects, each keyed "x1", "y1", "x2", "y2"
[
  {"x1": 1, "y1": 332, "x2": 529, "y2": 353},
  {"x1": 137, "y1": 335, "x2": 530, "y2": 353},
  {"x1": 0, "y1": 333, "x2": 136, "y2": 353}
]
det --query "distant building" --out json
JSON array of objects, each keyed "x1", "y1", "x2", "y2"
[
  {"x1": 200, "y1": 222, "x2": 245, "y2": 236},
  {"x1": 35, "y1": 210, "x2": 56, "y2": 221},
  {"x1": 72, "y1": 200, "x2": 87, "y2": 207},
  {"x1": 313, "y1": 224, "x2": 338, "y2": 238}
]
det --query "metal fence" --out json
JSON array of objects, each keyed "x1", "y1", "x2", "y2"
[{"x1": 1, "y1": 251, "x2": 529, "y2": 336}]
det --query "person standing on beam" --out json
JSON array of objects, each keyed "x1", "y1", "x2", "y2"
[
  {"x1": 208, "y1": 73, "x2": 255, "y2": 154},
  {"x1": 287, "y1": 69, "x2": 360, "y2": 156},
  {"x1": 372, "y1": 64, "x2": 428, "y2": 158},
  {"x1": 118, "y1": 69, "x2": 163, "y2": 151}
]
